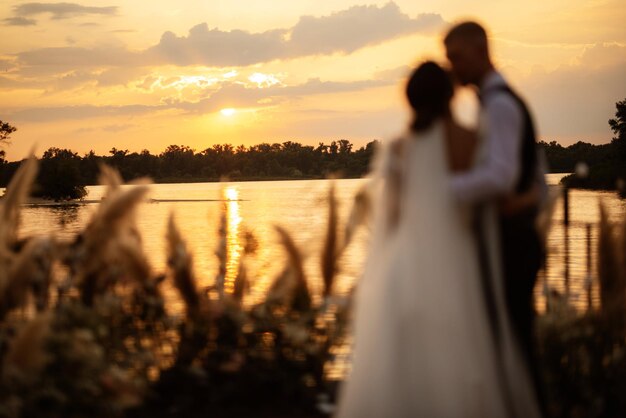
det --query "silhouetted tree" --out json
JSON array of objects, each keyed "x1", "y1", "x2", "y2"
[
  {"x1": 0, "y1": 120, "x2": 16, "y2": 142},
  {"x1": 609, "y1": 98, "x2": 626, "y2": 162},
  {"x1": 0, "y1": 120, "x2": 17, "y2": 162},
  {"x1": 34, "y1": 148, "x2": 87, "y2": 201}
]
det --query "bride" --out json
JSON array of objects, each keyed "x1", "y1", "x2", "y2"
[{"x1": 335, "y1": 62, "x2": 541, "y2": 418}]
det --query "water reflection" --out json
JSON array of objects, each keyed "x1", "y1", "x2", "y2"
[
  {"x1": 535, "y1": 178, "x2": 626, "y2": 312},
  {"x1": 14, "y1": 178, "x2": 625, "y2": 315},
  {"x1": 223, "y1": 186, "x2": 242, "y2": 294},
  {"x1": 51, "y1": 205, "x2": 80, "y2": 229}
]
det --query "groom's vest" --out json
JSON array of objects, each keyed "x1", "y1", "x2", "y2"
[{"x1": 481, "y1": 85, "x2": 538, "y2": 197}]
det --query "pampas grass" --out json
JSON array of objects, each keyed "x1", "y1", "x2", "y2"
[
  {"x1": 2, "y1": 313, "x2": 51, "y2": 383},
  {"x1": 269, "y1": 225, "x2": 311, "y2": 312},
  {"x1": 166, "y1": 214, "x2": 200, "y2": 317},
  {"x1": 215, "y1": 202, "x2": 228, "y2": 297},
  {"x1": 0, "y1": 154, "x2": 37, "y2": 248},
  {"x1": 321, "y1": 183, "x2": 338, "y2": 298},
  {"x1": 232, "y1": 229, "x2": 257, "y2": 304},
  {"x1": 71, "y1": 174, "x2": 150, "y2": 306},
  {"x1": 341, "y1": 183, "x2": 370, "y2": 253},
  {"x1": 0, "y1": 158, "x2": 359, "y2": 418},
  {"x1": 0, "y1": 155, "x2": 41, "y2": 320}
]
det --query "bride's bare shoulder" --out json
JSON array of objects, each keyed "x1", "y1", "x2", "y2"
[
  {"x1": 447, "y1": 121, "x2": 477, "y2": 141},
  {"x1": 444, "y1": 120, "x2": 478, "y2": 172}
]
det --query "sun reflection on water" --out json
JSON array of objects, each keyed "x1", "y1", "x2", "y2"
[{"x1": 223, "y1": 186, "x2": 242, "y2": 294}]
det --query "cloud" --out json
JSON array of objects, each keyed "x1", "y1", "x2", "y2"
[
  {"x1": 374, "y1": 65, "x2": 411, "y2": 81},
  {"x1": 147, "y1": 2, "x2": 444, "y2": 66},
  {"x1": 18, "y1": 46, "x2": 141, "y2": 68},
  {"x1": 8, "y1": 103, "x2": 158, "y2": 122},
  {"x1": 0, "y1": 75, "x2": 30, "y2": 89},
  {"x1": 9, "y1": 3, "x2": 444, "y2": 76},
  {"x1": 287, "y1": 4, "x2": 442, "y2": 55},
  {"x1": 0, "y1": 58, "x2": 18, "y2": 71},
  {"x1": 96, "y1": 66, "x2": 149, "y2": 86},
  {"x1": 5, "y1": 70, "x2": 400, "y2": 122},
  {"x1": 3, "y1": 16, "x2": 37, "y2": 26},
  {"x1": 13, "y1": 2, "x2": 118, "y2": 20},
  {"x1": 146, "y1": 25, "x2": 286, "y2": 67},
  {"x1": 72, "y1": 123, "x2": 133, "y2": 134},
  {"x1": 279, "y1": 77, "x2": 389, "y2": 97},
  {"x1": 102, "y1": 123, "x2": 133, "y2": 132}
]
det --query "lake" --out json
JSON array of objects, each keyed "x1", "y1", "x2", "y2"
[{"x1": 11, "y1": 175, "x2": 626, "y2": 312}]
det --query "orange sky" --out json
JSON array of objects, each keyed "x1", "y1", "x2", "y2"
[{"x1": 1, "y1": 0, "x2": 625, "y2": 161}]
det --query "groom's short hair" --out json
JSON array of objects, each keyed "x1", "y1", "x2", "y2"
[{"x1": 444, "y1": 21, "x2": 489, "y2": 51}]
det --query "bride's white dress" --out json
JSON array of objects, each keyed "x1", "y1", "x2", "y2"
[{"x1": 336, "y1": 121, "x2": 540, "y2": 418}]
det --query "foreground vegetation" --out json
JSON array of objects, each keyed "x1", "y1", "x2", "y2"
[
  {"x1": 537, "y1": 200, "x2": 626, "y2": 417},
  {"x1": 0, "y1": 158, "x2": 368, "y2": 418},
  {"x1": 0, "y1": 156, "x2": 625, "y2": 417}
]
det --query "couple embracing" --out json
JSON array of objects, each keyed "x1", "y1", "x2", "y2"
[{"x1": 337, "y1": 22, "x2": 547, "y2": 418}]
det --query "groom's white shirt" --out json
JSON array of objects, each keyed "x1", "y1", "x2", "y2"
[{"x1": 451, "y1": 70, "x2": 525, "y2": 203}]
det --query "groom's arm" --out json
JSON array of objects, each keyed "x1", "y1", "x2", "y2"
[{"x1": 451, "y1": 94, "x2": 523, "y2": 203}]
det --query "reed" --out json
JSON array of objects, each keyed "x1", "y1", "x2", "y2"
[
  {"x1": 232, "y1": 229, "x2": 257, "y2": 304},
  {"x1": 341, "y1": 183, "x2": 370, "y2": 253},
  {"x1": 321, "y1": 183, "x2": 338, "y2": 298},
  {"x1": 0, "y1": 156, "x2": 48, "y2": 321},
  {"x1": 270, "y1": 225, "x2": 311, "y2": 312},
  {"x1": 166, "y1": 214, "x2": 200, "y2": 316},
  {"x1": 215, "y1": 201, "x2": 228, "y2": 297}
]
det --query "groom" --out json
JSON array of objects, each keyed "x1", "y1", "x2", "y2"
[{"x1": 444, "y1": 21, "x2": 546, "y2": 411}]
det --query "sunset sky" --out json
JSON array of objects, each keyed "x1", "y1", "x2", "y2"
[{"x1": 1, "y1": 0, "x2": 624, "y2": 161}]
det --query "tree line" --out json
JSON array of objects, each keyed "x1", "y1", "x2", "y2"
[{"x1": 0, "y1": 140, "x2": 378, "y2": 199}]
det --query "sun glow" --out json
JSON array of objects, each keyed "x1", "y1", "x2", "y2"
[{"x1": 220, "y1": 108, "x2": 236, "y2": 117}]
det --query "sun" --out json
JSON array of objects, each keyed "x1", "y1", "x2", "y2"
[{"x1": 220, "y1": 108, "x2": 236, "y2": 117}]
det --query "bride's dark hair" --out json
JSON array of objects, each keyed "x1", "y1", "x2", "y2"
[{"x1": 406, "y1": 61, "x2": 453, "y2": 132}]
